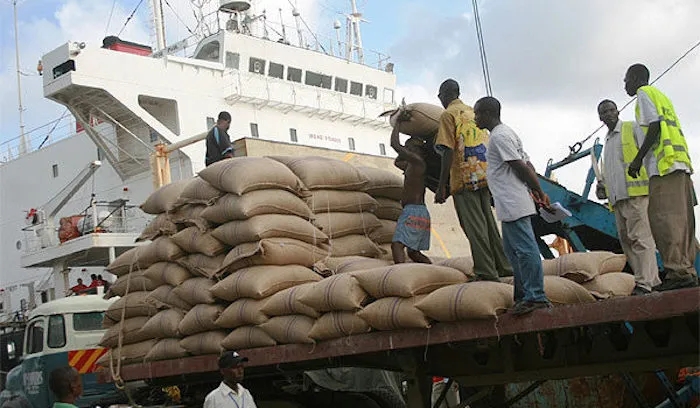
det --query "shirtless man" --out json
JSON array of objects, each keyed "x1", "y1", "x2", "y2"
[{"x1": 390, "y1": 118, "x2": 431, "y2": 264}]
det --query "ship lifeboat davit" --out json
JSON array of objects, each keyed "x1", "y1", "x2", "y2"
[{"x1": 219, "y1": 0, "x2": 251, "y2": 13}]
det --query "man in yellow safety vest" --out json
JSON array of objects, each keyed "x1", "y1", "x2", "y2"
[{"x1": 624, "y1": 63, "x2": 698, "y2": 291}]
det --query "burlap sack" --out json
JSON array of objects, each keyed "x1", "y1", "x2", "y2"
[
  {"x1": 260, "y1": 315, "x2": 316, "y2": 344},
  {"x1": 377, "y1": 244, "x2": 395, "y2": 261},
  {"x1": 144, "y1": 338, "x2": 189, "y2": 362},
  {"x1": 581, "y1": 272, "x2": 636, "y2": 298},
  {"x1": 313, "y1": 256, "x2": 392, "y2": 275},
  {"x1": 98, "y1": 316, "x2": 151, "y2": 348},
  {"x1": 140, "y1": 179, "x2": 190, "y2": 214},
  {"x1": 269, "y1": 156, "x2": 369, "y2": 191},
  {"x1": 144, "y1": 262, "x2": 193, "y2": 286},
  {"x1": 374, "y1": 198, "x2": 403, "y2": 221},
  {"x1": 260, "y1": 283, "x2": 320, "y2": 318},
  {"x1": 324, "y1": 235, "x2": 382, "y2": 258},
  {"x1": 198, "y1": 157, "x2": 304, "y2": 196},
  {"x1": 106, "y1": 292, "x2": 158, "y2": 321},
  {"x1": 353, "y1": 264, "x2": 468, "y2": 298},
  {"x1": 146, "y1": 285, "x2": 192, "y2": 311},
  {"x1": 415, "y1": 282, "x2": 514, "y2": 321},
  {"x1": 201, "y1": 190, "x2": 313, "y2": 224},
  {"x1": 356, "y1": 167, "x2": 404, "y2": 201},
  {"x1": 544, "y1": 276, "x2": 597, "y2": 304},
  {"x1": 138, "y1": 213, "x2": 179, "y2": 242},
  {"x1": 98, "y1": 339, "x2": 157, "y2": 366},
  {"x1": 499, "y1": 276, "x2": 514, "y2": 285},
  {"x1": 433, "y1": 257, "x2": 476, "y2": 279},
  {"x1": 305, "y1": 190, "x2": 378, "y2": 214},
  {"x1": 107, "y1": 271, "x2": 159, "y2": 298},
  {"x1": 210, "y1": 265, "x2": 322, "y2": 302},
  {"x1": 171, "y1": 227, "x2": 229, "y2": 256},
  {"x1": 369, "y1": 220, "x2": 397, "y2": 244},
  {"x1": 308, "y1": 312, "x2": 371, "y2": 341},
  {"x1": 221, "y1": 238, "x2": 328, "y2": 275},
  {"x1": 542, "y1": 251, "x2": 627, "y2": 283},
  {"x1": 212, "y1": 214, "x2": 328, "y2": 247},
  {"x1": 170, "y1": 204, "x2": 215, "y2": 231},
  {"x1": 137, "y1": 237, "x2": 186, "y2": 266},
  {"x1": 298, "y1": 274, "x2": 369, "y2": 312},
  {"x1": 172, "y1": 277, "x2": 216, "y2": 305},
  {"x1": 178, "y1": 304, "x2": 225, "y2": 336},
  {"x1": 175, "y1": 177, "x2": 223, "y2": 206},
  {"x1": 177, "y1": 253, "x2": 226, "y2": 279},
  {"x1": 357, "y1": 296, "x2": 431, "y2": 330},
  {"x1": 140, "y1": 309, "x2": 185, "y2": 339},
  {"x1": 106, "y1": 246, "x2": 150, "y2": 276},
  {"x1": 382, "y1": 103, "x2": 444, "y2": 139},
  {"x1": 313, "y1": 212, "x2": 381, "y2": 238},
  {"x1": 180, "y1": 331, "x2": 227, "y2": 355},
  {"x1": 215, "y1": 298, "x2": 269, "y2": 329},
  {"x1": 221, "y1": 326, "x2": 277, "y2": 350},
  {"x1": 102, "y1": 314, "x2": 117, "y2": 329}
]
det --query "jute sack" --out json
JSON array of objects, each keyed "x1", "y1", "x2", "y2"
[
  {"x1": 175, "y1": 177, "x2": 223, "y2": 206},
  {"x1": 137, "y1": 237, "x2": 186, "y2": 266},
  {"x1": 222, "y1": 326, "x2": 277, "y2": 351},
  {"x1": 99, "y1": 316, "x2": 152, "y2": 348},
  {"x1": 308, "y1": 312, "x2": 371, "y2": 341},
  {"x1": 305, "y1": 190, "x2": 378, "y2": 214},
  {"x1": 144, "y1": 262, "x2": 193, "y2": 286},
  {"x1": 374, "y1": 198, "x2": 403, "y2": 221},
  {"x1": 144, "y1": 338, "x2": 189, "y2": 362},
  {"x1": 140, "y1": 309, "x2": 184, "y2": 339},
  {"x1": 198, "y1": 157, "x2": 304, "y2": 196},
  {"x1": 314, "y1": 256, "x2": 392, "y2": 275},
  {"x1": 221, "y1": 238, "x2": 328, "y2": 275},
  {"x1": 369, "y1": 220, "x2": 397, "y2": 244},
  {"x1": 357, "y1": 296, "x2": 431, "y2": 330},
  {"x1": 298, "y1": 274, "x2": 369, "y2": 312},
  {"x1": 356, "y1": 167, "x2": 404, "y2": 201},
  {"x1": 106, "y1": 292, "x2": 159, "y2": 321},
  {"x1": 544, "y1": 276, "x2": 597, "y2": 304},
  {"x1": 415, "y1": 282, "x2": 514, "y2": 321},
  {"x1": 382, "y1": 103, "x2": 444, "y2": 139},
  {"x1": 138, "y1": 213, "x2": 179, "y2": 242},
  {"x1": 146, "y1": 285, "x2": 192, "y2": 311},
  {"x1": 169, "y1": 204, "x2": 215, "y2": 232},
  {"x1": 260, "y1": 315, "x2": 316, "y2": 344},
  {"x1": 140, "y1": 179, "x2": 190, "y2": 214},
  {"x1": 172, "y1": 277, "x2": 216, "y2": 305},
  {"x1": 178, "y1": 304, "x2": 226, "y2": 336},
  {"x1": 171, "y1": 227, "x2": 229, "y2": 256},
  {"x1": 353, "y1": 264, "x2": 468, "y2": 298},
  {"x1": 313, "y1": 212, "x2": 381, "y2": 238},
  {"x1": 260, "y1": 283, "x2": 320, "y2": 318},
  {"x1": 177, "y1": 253, "x2": 226, "y2": 279},
  {"x1": 210, "y1": 265, "x2": 322, "y2": 302},
  {"x1": 433, "y1": 257, "x2": 476, "y2": 279},
  {"x1": 102, "y1": 314, "x2": 117, "y2": 329},
  {"x1": 212, "y1": 214, "x2": 328, "y2": 247},
  {"x1": 180, "y1": 330, "x2": 227, "y2": 355},
  {"x1": 324, "y1": 235, "x2": 382, "y2": 258},
  {"x1": 542, "y1": 251, "x2": 627, "y2": 283},
  {"x1": 107, "y1": 271, "x2": 159, "y2": 298},
  {"x1": 215, "y1": 298, "x2": 269, "y2": 329},
  {"x1": 581, "y1": 272, "x2": 636, "y2": 298},
  {"x1": 269, "y1": 156, "x2": 369, "y2": 191},
  {"x1": 98, "y1": 339, "x2": 157, "y2": 366},
  {"x1": 106, "y1": 246, "x2": 150, "y2": 276},
  {"x1": 201, "y1": 190, "x2": 313, "y2": 224}
]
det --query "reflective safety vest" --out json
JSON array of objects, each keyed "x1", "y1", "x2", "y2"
[
  {"x1": 620, "y1": 121, "x2": 649, "y2": 197},
  {"x1": 635, "y1": 85, "x2": 693, "y2": 175}
]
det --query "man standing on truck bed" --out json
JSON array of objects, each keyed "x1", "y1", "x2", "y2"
[
  {"x1": 624, "y1": 63, "x2": 698, "y2": 291},
  {"x1": 205, "y1": 111, "x2": 234, "y2": 167},
  {"x1": 204, "y1": 351, "x2": 257, "y2": 408},
  {"x1": 49, "y1": 366, "x2": 83, "y2": 408}
]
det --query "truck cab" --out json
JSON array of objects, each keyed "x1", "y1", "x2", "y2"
[{"x1": 0, "y1": 292, "x2": 122, "y2": 408}]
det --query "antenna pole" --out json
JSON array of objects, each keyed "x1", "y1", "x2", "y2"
[
  {"x1": 279, "y1": 8, "x2": 288, "y2": 43},
  {"x1": 13, "y1": 0, "x2": 27, "y2": 155},
  {"x1": 150, "y1": 0, "x2": 167, "y2": 51},
  {"x1": 292, "y1": 5, "x2": 304, "y2": 47},
  {"x1": 347, "y1": 0, "x2": 364, "y2": 63}
]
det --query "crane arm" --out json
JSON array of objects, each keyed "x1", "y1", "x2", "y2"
[{"x1": 44, "y1": 161, "x2": 102, "y2": 219}]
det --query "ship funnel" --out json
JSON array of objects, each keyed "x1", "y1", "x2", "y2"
[{"x1": 219, "y1": 0, "x2": 251, "y2": 13}]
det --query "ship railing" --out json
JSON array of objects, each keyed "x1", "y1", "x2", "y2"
[{"x1": 0, "y1": 116, "x2": 80, "y2": 164}]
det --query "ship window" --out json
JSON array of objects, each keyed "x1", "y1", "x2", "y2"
[
  {"x1": 195, "y1": 41, "x2": 220, "y2": 62},
  {"x1": 206, "y1": 117, "x2": 216, "y2": 129},
  {"x1": 52, "y1": 164, "x2": 59, "y2": 178},
  {"x1": 348, "y1": 137, "x2": 356, "y2": 151},
  {"x1": 350, "y1": 81, "x2": 363, "y2": 96},
  {"x1": 384, "y1": 88, "x2": 394, "y2": 104},
  {"x1": 379, "y1": 143, "x2": 386, "y2": 156},
  {"x1": 290, "y1": 128, "x2": 298, "y2": 142},
  {"x1": 250, "y1": 123, "x2": 259, "y2": 138},
  {"x1": 334, "y1": 77, "x2": 348, "y2": 93},
  {"x1": 225, "y1": 52, "x2": 240, "y2": 69},
  {"x1": 52, "y1": 59, "x2": 75, "y2": 79},
  {"x1": 305, "y1": 71, "x2": 331, "y2": 89},
  {"x1": 249, "y1": 57, "x2": 266, "y2": 75},
  {"x1": 269, "y1": 62, "x2": 284, "y2": 79},
  {"x1": 48, "y1": 315, "x2": 66, "y2": 349},
  {"x1": 149, "y1": 129, "x2": 159, "y2": 143},
  {"x1": 287, "y1": 67, "x2": 302, "y2": 82},
  {"x1": 365, "y1": 85, "x2": 378, "y2": 100},
  {"x1": 97, "y1": 148, "x2": 104, "y2": 161}
]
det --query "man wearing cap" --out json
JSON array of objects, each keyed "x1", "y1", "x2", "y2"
[{"x1": 204, "y1": 351, "x2": 257, "y2": 408}]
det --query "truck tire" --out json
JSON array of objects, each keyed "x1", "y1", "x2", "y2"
[{"x1": 365, "y1": 388, "x2": 407, "y2": 408}]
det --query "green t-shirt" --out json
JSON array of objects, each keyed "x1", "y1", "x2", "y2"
[{"x1": 53, "y1": 402, "x2": 78, "y2": 408}]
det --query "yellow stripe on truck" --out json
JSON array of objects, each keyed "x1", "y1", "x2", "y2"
[{"x1": 69, "y1": 349, "x2": 86, "y2": 367}]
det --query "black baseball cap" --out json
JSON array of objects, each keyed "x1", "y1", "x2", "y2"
[{"x1": 218, "y1": 351, "x2": 249, "y2": 368}]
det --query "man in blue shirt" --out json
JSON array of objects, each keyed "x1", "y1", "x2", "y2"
[{"x1": 205, "y1": 111, "x2": 234, "y2": 166}]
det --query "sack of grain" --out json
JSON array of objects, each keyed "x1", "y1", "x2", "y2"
[
  {"x1": 106, "y1": 246, "x2": 150, "y2": 276},
  {"x1": 324, "y1": 235, "x2": 382, "y2": 258},
  {"x1": 170, "y1": 204, "x2": 215, "y2": 231},
  {"x1": 144, "y1": 262, "x2": 193, "y2": 286},
  {"x1": 172, "y1": 277, "x2": 216, "y2": 305},
  {"x1": 102, "y1": 314, "x2": 117, "y2": 329},
  {"x1": 314, "y1": 256, "x2": 393, "y2": 275},
  {"x1": 374, "y1": 198, "x2": 403, "y2": 221},
  {"x1": 356, "y1": 167, "x2": 404, "y2": 201},
  {"x1": 415, "y1": 282, "x2": 514, "y2": 321},
  {"x1": 369, "y1": 220, "x2": 397, "y2": 244},
  {"x1": 260, "y1": 283, "x2": 320, "y2": 318},
  {"x1": 305, "y1": 190, "x2": 378, "y2": 214},
  {"x1": 212, "y1": 214, "x2": 328, "y2": 247},
  {"x1": 175, "y1": 177, "x2": 223, "y2": 206},
  {"x1": 201, "y1": 190, "x2": 314, "y2": 224},
  {"x1": 171, "y1": 227, "x2": 229, "y2": 256},
  {"x1": 177, "y1": 253, "x2": 226, "y2": 279},
  {"x1": 313, "y1": 212, "x2": 381, "y2": 238},
  {"x1": 140, "y1": 309, "x2": 184, "y2": 339},
  {"x1": 180, "y1": 331, "x2": 227, "y2": 355},
  {"x1": 308, "y1": 312, "x2": 371, "y2": 341},
  {"x1": 260, "y1": 315, "x2": 316, "y2": 344},
  {"x1": 199, "y1": 157, "x2": 304, "y2": 196},
  {"x1": 99, "y1": 339, "x2": 157, "y2": 366},
  {"x1": 377, "y1": 244, "x2": 394, "y2": 261},
  {"x1": 144, "y1": 338, "x2": 189, "y2": 362},
  {"x1": 544, "y1": 276, "x2": 597, "y2": 304},
  {"x1": 137, "y1": 237, "x2": 186, "y2": 266},
  {"x1": 138, "y1": 213, "x2": 179, "y2": 242},
  {"x1": 140, "y1": 179, "x2": 190, "y2": 214},
  {"x1": 269, "y1": 156, "x2": 369, "y2": 191},
  {"x1": 381, "y1": 102, "x2": 444, "y2": 139},
  {"x1": 221, "y1": 238, "x2": 328, "y2": 275},
  {"x1": 215, "y1": 298, "x2": 269, "y2": 329},
  {"x1": 210, "y1": 265, "x2": 322, "y2": 302},
  {"x1": 353, "y1": 264, "x2": 468, "y2": 298},
  {"x1": 433, "y1": 257, "x2": 476, "y2": 279},
  {"x1": 221, "y1": 326, "x2": 277, "y2": 350},
  {"x1": 146, "y1": 285, "x2": 192, "y2": 311},
  {"x1": 179, "y1": 304, "x2": 226, "y2": 336},
  {"x1": 581, "y1": 272, "x2": 636, "y2": 298},
  {"x1": 99, "y1": 316, "x2": 152, "y2": 348},
  {"x1": 299, "y1": 274, "x2": 369, "y2": 312},
  {"x1": 106, "y1": 292, "x2": 159, "y2": 321},
  {"x1": 107, "y1": 271, "x2": 159, "y2": 298},
  {"x1": 357, "y1": 296, "x2": 431, "y2": 330},
  {"x1": 542, "y1": 251, "x2": 627, "y2": 283}
]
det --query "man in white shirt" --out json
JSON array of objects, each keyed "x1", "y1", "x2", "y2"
[{"x1": 204, "y1": 351, "x2": 257, "y2": 408}]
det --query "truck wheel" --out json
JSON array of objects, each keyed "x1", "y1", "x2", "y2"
[{"x1": 365, "y1": 388, "x2": 407, "y2": 408}]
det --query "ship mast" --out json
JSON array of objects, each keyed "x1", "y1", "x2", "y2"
[
  {"x1": 150, "y1": 0, "x2": 167, "y2": 51},
  {"x1": 12, "y1": 0, "x2": 27, "y2": 154}
]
